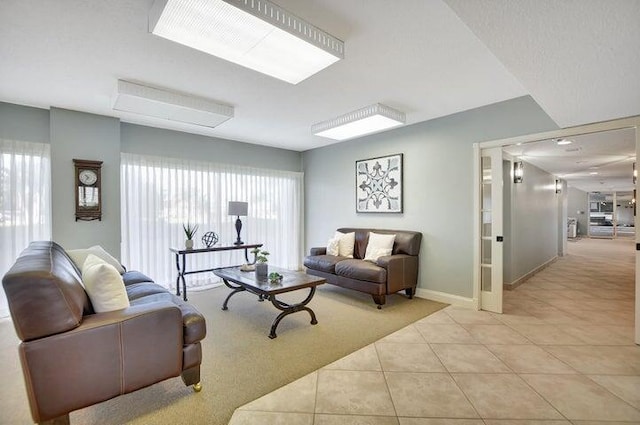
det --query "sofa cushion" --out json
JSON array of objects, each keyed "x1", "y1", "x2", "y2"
[
  {"x1": 364, "y1": 232, "x2": 396, "y2": 262},
  {"x1": 66, "y1": 245, "x2": 126, "y2": 274},
  {"x1": 334, "y1": 231, "x2": 355, "y2": 258},
  {"x1": 122, "y1": 271, "x2": 155, "y2": 286},
  {"x1": 304, "y1": 255, "x2": 348, "y2": 273},
  {"x1": 82, "y1": 255, "x2": 130, "y2": 313},
  {"x1": 125, "y1": 281, "x2": 170, "y2": 301},
  {"x1": 335, "y1": 259, "x2": 387, "y2": 284}
]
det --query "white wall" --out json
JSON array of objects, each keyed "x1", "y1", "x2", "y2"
[
  {"x1": 567, "y1": 186, "x2": 589, "y2": 236},
  {"x1": 504, "y1": 161, "x2": 560, "y2": 285},
  {"x1": 303, "y1": 96, "x2": 558, "y2": 299}
]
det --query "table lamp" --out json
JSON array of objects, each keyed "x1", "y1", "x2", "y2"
[{"x1": 228, "y1": 201, "x2": 248, "y2": 245}]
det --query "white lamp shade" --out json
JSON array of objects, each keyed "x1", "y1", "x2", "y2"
[
  {"x1": 149, "y1": 0, "x2": 344, "y2": 84},
  {"x1": 228, "y1": 201, "x2": 248, "y2": 216}
]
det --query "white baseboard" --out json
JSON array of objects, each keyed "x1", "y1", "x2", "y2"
[{"x1": 415, "y1": 288, "x2": 476, "y2": 309}]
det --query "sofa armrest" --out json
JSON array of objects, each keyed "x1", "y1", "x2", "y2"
[
  {"x1": 310, "y1": 247, "x2": 327, "y2": 256},
  {"x1": 376, "y1": 254, "x2": 419, "y2": 294},
  {"x1": 20, "y1": 301, "x2": 183, "y2": 423}
]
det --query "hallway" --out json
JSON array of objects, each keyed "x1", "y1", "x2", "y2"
[{"x1": 231, "y1": 237, "x2": 640, "y2": 424}]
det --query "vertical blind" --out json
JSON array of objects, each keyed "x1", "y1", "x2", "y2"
[
  {"x1": 0, "y1": 139, "x2": 52, "y2": 318},
  {"x1": 121, "y1": 153, "x2": 304, "y2": 289}
]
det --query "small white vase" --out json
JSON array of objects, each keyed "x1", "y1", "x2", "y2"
[
  {"x1": 255, "y1": 262, "x2": 268, "y2": 279},
  {"x1": 185, "y1": 239, "x2": 194, "y2": 249}
]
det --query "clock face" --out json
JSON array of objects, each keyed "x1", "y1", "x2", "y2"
[{"x1": 79, "y1": 169, "x2": 98, "y2": 185}]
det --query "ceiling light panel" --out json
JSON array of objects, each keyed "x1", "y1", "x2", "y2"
[
  {"x1": 312, "y1": 103, "x2": 406, "y2": 141},
  {"x1": 149, "y1": 0, "x2": 344, "y2": 84},
  {"x1": 113, "y1": 80, "x2": 234, "y2": 128}
]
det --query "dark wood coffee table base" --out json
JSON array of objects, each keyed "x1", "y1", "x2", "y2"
[
  {"x1": 221, "y1": 279, "x2": 318, "y2": 339},
  {"x1": 215, "y1": 266, "x2": 325, "y2": 339}
]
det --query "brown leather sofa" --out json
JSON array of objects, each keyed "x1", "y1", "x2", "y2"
[
  {"x1": 2, "y1": 241, "x2": 206, "y2": 424},
  {"x1": 304, "y1": 228, "x2": 422, "y2": 308}
]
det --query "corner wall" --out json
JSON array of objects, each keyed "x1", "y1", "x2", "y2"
[
  {"x1": 302, "y1": 96, "x2": 558, "y2": 299},
  {"x1": 567, "y1": 186, "x2": 589, "y2": 236}
]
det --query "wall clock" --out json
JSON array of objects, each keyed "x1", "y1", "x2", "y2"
[{"x1": 73, "y1": 159, "x2": 103, "y2": 221}]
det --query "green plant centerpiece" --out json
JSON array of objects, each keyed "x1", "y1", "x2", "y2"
[
  {"x1": 183, "y1": 223, "x2": 199, "y2": 249},
  {"x1": 250, "y1": 247, "x2": 270, "y2": 279},
  {"x1": 268, "y1": 272, "x2": 283, "y2": 284}
]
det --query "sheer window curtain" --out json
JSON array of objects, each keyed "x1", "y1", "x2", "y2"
[
  {"x1": 121, "y1": 153, "x2": 303, "y2": 290},
  {"x1": 0, "y1": 139, "x2": 52, "y2": 318}
]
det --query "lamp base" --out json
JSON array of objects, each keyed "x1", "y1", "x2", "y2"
[{"x1": 234, "y1": 216, "x2": 244, "y2": 245}]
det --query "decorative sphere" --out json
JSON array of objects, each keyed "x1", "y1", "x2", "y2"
[{"x1": 202, "y1": 231, "x2": 219, "y2": 248}]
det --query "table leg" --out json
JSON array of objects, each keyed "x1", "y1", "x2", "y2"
[
  {"x1": 180, "y1": 253, "x2": 188, "y2": 301},
  {"x1": 221, "y1": 278, "x2": 246, "y2": 310},
  {"x1": 268, "y1": 287, "x2": 318, "y2": 339},
  {"x1": 174, "y1": 253, "x2": 181, "y2": 297},
  {"x1": 244, "y1": 248, "x2": 259, "y2": 265}
]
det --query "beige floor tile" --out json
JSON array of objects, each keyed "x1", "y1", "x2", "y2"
[
  {"x1": 228, "y1": 411, "x2": 313, "y2": 425},
  {"x1": 415, "y1": 310, "x2": 455, "y2": 324},
  {"x1": 508, "y1": 324, "x2": 586, "y2": 345},
  {"x1": 323, "y1": 344, "x2": 382, "y2": 371},
  {"x1": 544, "y1": 345, "x2": 640, "y2": 375},
  {"x1": 430, "y1": 344, "x2": 511, "y2": 373},
  {"x1": 588, "y1": 375, "x2": 640, "y2": 409},
  {"x1": 483, "y1": 421, "x2": 570, "y2": 425},
  {"x1": 378, "y1": 325, "x2": 426, "y2": 344},
  {"x1": 413, "y1": 323, "x2": 478, "y2": 344},
  {"x1": 451, "y1": 373, "x2": 563, "y2": 419},
  {"x1": 314, "y1": 414, "x2": 399, "y2": 425},
  {"x1": 490, "y1": 312, "x2": 545, "y2": 326},
  {"x1": 398, "y1": 419, "x2": 484, "y2": 425},
  {"x1": 485, "y1": 344, "x2": 577, "y2": 374},
  {"x1": 239, "y1": 371, "x2": 317, "y2": 413},
  {"x1": 521, "y1": 374, "x2": 640, "y2": 421},
  {"x1": 375, "y1": 342, "x2": 445, "y2": 372},
  {"x1": 462, "y1": 324, "x2": 531, "y2": 344},
  {"x1": 385, "y1": 372, "x2": 478, "y2": 418},
  {"x1": 315, "y1": 370, "x2": 395, "y2": 416},
  {"x1": 444, "y1": 307, "x2": 502, "y2": 325},
  {"x1": 557, "y1": 324, "x2": 636, "y2": 345}
]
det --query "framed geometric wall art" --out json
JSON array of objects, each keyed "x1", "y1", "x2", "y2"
[{"x1": 355, "y1": 153, "x2": 403, "y2": 213}]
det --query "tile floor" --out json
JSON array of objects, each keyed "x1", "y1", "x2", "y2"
[{"x1": 229, "y1": 238, "x2": 639, "y2": 424}]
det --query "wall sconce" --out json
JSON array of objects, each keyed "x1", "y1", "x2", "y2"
[
  {"x1": 555, "y1": 179, "x2": 562, "y2": 194},
  {"x1": 513, "y1": 161, "x2": 524, "y2": 183},
  {"x1": 633, "y1": 162, "x2": 636, "y2": 184}
]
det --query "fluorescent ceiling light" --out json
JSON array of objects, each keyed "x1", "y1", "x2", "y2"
[
  {"x1": 149, "y1": 0, "x2": 344, "y2": 84},
  {"x1": 556, "y1": 138, "x2": 572, "y2": 145},
  {"x1": 113, "y1": 80, "x2": 233, "y2": 128},
  {"x1": 312, "y1": 103, "x2": 406, "y2": 141}
]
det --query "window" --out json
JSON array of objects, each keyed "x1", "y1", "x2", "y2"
[
  {"x1": 0, "y1": 139, "x2": 52, "y2": 317},
  {"x1": 120, "y1": 153, "x2": 303, "y2": 289}
]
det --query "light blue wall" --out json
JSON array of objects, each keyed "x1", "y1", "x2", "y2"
[
  {"x1": 50, "y1": 108, "x2": 122, "y2": 257},
  {"x1": 121, "y1": 123, "x2": 302, "y2": 172},
  {"x1": 302, "y1": 96, "x2": 559, "y2": 299},
  {"x1": 0, "y1": 102, "x2": 49, "y2": 143}
]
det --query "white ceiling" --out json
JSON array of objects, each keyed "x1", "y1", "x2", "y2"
[
  {"x1": 0, "y1": 0, "x2": 639, "y2": 158},
  {"x1": 503, "y1": 127, "x2": 637, "y2": 193}
]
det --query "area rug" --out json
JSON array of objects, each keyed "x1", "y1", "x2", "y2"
[{"x1": 0, "y1": 284, "x2": 446, "y2": 425}]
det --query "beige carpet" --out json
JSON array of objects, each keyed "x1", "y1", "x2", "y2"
[{"x1": 0, "y1": 284, "x2": 445, "y2": 425}]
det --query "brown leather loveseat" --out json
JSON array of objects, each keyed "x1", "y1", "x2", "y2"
[
  {"x1": 304, "y1": 228, "x2": 422, "y2": 308},
  {"x1": 2, "y1": 241, "x2": 206, "y2": 424}
]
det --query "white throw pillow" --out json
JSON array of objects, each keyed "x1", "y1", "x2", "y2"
[
  {"x1": 82, "y1": 254, "x2": 130, "y2": 313},
  {"x1": 67, "y1": 245, "x2": 125, "y2": 274},
  {"x1": 334, "y1": 231, "x2": 355, "y2": 258},
  {"x1": 364, "y1": 232, "x2": 396, "y2": 262},
  {"x1": 326, "y1": 237, "x2": 340, "y2": 256}
]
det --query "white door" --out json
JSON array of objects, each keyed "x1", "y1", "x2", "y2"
[{"x1": 480, "y1": 147, "x2": 503, "y2": 313}]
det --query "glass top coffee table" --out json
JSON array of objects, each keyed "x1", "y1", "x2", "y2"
[{"x1": 213, "y1": 266, "x2": 326, "y2": 339}]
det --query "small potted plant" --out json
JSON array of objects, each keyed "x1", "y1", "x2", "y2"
[
  {"x1": 268, "y1": 272, "x2": 283, "y2": 284},
  {"x1": 250, "y1": 247, "x2": 270, "y2": 278},
  {"x1": 183, "y1": 223, "x2": 199, "y2": 249}
]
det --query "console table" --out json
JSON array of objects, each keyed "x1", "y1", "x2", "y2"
[{"x1": 169, "y1": 243, "x2": 263, "y2": 301}]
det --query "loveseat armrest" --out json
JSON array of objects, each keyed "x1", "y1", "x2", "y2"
[
  {"x1": 309, "y1": 247, "x2": 327, "y2": 256},
  {"x1": 376, "y1": 254, "x2": 419, "y2": 294},
  {"x1": 20, "y1": 301, "x2": 183, "y2": 423}
]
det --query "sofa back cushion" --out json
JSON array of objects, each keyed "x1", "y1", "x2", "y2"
[
  {"x1": 2, "y1": 241, "x2": 91, "y2": 341},
  {"x1": 337, "y1": 228, "x2": 422, "y2": 258}
]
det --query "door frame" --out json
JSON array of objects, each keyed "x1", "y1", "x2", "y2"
[{"x1": 473, "y1": 116, "x2": 640, "y2": 344}]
